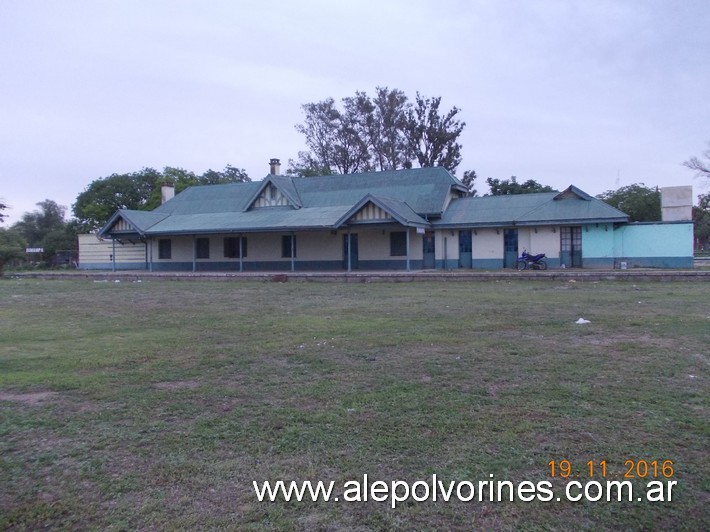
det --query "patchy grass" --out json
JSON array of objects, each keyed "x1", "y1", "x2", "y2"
[{"x1": 0, "y1": 278, "x2": 708, "y2": 530}]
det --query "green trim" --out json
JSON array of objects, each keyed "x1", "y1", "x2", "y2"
[
  {"x1": 79, "y1": 262, "x2": 147, "y2": 270},
  {"x1": 471, "y1": 259, "x2": 504, "y2": 269}
]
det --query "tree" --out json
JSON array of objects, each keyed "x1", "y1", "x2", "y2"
[
  {"x1": 295, "y1": 97, "x2": 371, "y2": 175},
  {"x1": 461, "y1": 170, "x2": 478, "y2": 196},
  {"x1": 286, "y1": 151, "x2": 334, "y2": 177},
  {"x1": 353, "y1": 87, "x2": 410, "y2": 171},
  {"x1": 12, "y1": 199, "x2": 76, "y2": 265},
  {"x1": 73, "y1": 169, "x2": 160, "y2": 230},
  {"x1": 74, "y1": 165, "x2": 250, "y2": 230},
  {"x1": 293, "y1": 88, "x2": 466, "y2": 176},
  {"x1": 0, "y1": 200, "x2": 7, "y2": 223},
  {"x1": 405, "y1": 92, "x2": 465, "y2": 174},
  {"x1": 683, "y1": 142, "x2": 710, "y2": 180},
  {"x1": 14, "y1": 200, "x2": 67, "y2": 246},
  {"x1": 693, "y1": 192, "x2": 710, "y2": 250},
  {"x1": 596, "y1": 183, "x2": 661, "y2": 222},
  {"x1": 486, "y1": 176, "x2": 556, "y2": 195},
  {"x1": 0, "y1": 227, "x2": 26, "y2": 274}
]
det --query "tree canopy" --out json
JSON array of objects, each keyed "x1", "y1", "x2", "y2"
[
  {"x1": 11, "y1": 199, "x2": 78, "y2": 265},
  {"x1": 693, "y1": 192, "x2": 710, "y2": 250},
  {"x1": 485, "y1": 176, "x2": 556, "y2": 195},
  {"x1": 461, "y1": 170, "x2": 478, "y2": 196},
  {"x1": 596, "y1": 183, "x2": 661, "y2": 222},
  {"x1": 0, "y1": 200, "x2": 7, "y2": 223},
  {"x1": 73, "y1": 165, "x2": 250, "y2": 230},
  {"x1": 290, "y1": 87, "x2": 466, "y2": 176}
]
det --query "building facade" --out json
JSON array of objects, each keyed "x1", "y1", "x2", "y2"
[{"x1": 82, "y1": 166, "x2": 694, "y2": 271}]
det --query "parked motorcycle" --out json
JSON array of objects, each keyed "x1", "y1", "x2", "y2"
[{"x1": 516, "y1": 250, "x2": 548, "y2": 271}]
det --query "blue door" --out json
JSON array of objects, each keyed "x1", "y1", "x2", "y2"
[
  {"x1": 343, "y1": 233, "x2": 359, "y2": 270},
  {"x1": 459, "y1": 230, "x2": 472, "y2": 268},
  {"x1": 504, "y1": 229, "x2": 518, "y2": 268},
  {"x1": 422, "y1": 233, "x2": 435, "y2": 269}
]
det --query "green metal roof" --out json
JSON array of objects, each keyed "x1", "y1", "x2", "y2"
[
  {"x1": 334, "y1": 194, "x2": 429, "y2": 228},
  {"x1": 147, "y1": 206, "x2": 352, "y2": 235},
  {"x1": 100, "y1": 167, "x2": 464, "y2": 236},
  {"x1": 436, "y1": 186, "x2": 629, "y2": 228},
  {"x1": 99, "y1": 209, "x2": 169, "y2": 237},
  {"x1": 98, "y1": 170, "x2": 627, "y2": 238}
]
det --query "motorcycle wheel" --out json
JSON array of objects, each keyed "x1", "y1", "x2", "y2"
[
  {"x1": 538, "y1": 260, "x2": 547, "y2": 270},
  {"x1": 515, "y1": 260, "x2": 528, "y2": 271}
]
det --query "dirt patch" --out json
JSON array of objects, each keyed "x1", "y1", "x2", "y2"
[
  {"x1": 0, "y1": 391, "x2": 59, "y2": 405},
  {"x1": 153, "y1": 380, "x2": 200, "y2": 390}
]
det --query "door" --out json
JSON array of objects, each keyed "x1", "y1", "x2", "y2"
[
  {"x1": 503, "y1": 229, "x2": 518, "y2": 268},
  {"x1": 422, "y1": 233, "x2": 435, "y2": 269},
  {"x1": 342, "y1": 233, "x2": 359, "y2": 270},
  {"x1": 560, "y1": 226, "x2": 582, "y2": 267},
  {"x1": 459, "y1": 230, "x2": 472, "y2": 268}
]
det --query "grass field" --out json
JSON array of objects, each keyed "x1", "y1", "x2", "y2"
[{"x1": 0, "y1": 278, "x2": 708, "y2": 530}]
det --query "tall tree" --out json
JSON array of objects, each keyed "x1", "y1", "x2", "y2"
[
  {"x1": 486, "y1": 176, "x2": 556, "y2": 195},
  {"x1": 596, "y1": 183, "x2": 661, "y2": 222},
  {"x1": 353, "y1": 87, "x2": 410, "y2": 171},
  {"x1": 0, "y1": 227, "x2": 26, "y2": 274},
  {"x1": 405, "y1": 93, "x2": 465, "y2": 174},
  {"x1": 295, "y1": 98, "x2": 371, "y2": 175},
  {"x1": 461, "y1": 170, "x2": 478, "y2": 196},
  {"x1": 293, "y1": 88, "x2": 466, "y2": 176},
  {"x1": 0, "y1": 200, "x2": 7, "y2": 223},
  {"x1": 286, "y1": 151, "x2": 334, "y2": 177},
  {"x1": 683, "y1": 142, "x2": 710, "y2": 180}
]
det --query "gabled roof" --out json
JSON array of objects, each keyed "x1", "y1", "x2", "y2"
[
  {"x1": 334, "y1": 194, "x2": 429, "y2": 228},
  {"x1": 244, "y1": 175, "x2": 303, "y2": 210},
  {"x1": 145, "y1": 205, "x2": 352, "y2": 235},
  {"x1": 294, "y1": 167, "x2": 463, "y2": 215},
  {"x1": 436, "y1": 186, "x2": 629, "y2": 228},
  {"x1": 99, "y1": 167, "x2": 464, "y2": 237},
  {"x1": 98, "y1": 209, "x2": 169, "y2": 238},
  {"x1": 98, "y1": 171, "x2": 626, "y2": 238}
]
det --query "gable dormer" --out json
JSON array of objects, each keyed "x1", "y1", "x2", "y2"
[
  {"x1": 348, "y1": 200, "x2": 394, "y2": 223},
  {"x1": 245, "y1": 175, "x2": 302, "y2": 211},
  {"x1": 554, "y1": 185, "x2": 593, "y2": 201},
  {"x1": 254, "y1": 182, "x2": 292, "y2": 208},
  {"x1": 334, "y1": 194, "x2": 429, "y2": 229}
]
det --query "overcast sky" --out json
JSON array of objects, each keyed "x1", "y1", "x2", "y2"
[{"x1": 1, "y1": 0, "x2": 708, "y2": 223}]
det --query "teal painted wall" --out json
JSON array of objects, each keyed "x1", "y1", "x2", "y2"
[
  {"x1": 614, "y1": 223, "x2": 693, "y2": 259},
  {"x1": 582, "y1": 224, "x2": 616, "y2": 259}
]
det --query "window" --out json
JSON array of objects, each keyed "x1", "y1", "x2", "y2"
[
  {"x1": 196, "y1": 237, "x2": 210, "y2": 259},
  {"x1": 390, "y1": 232, "x2": 407, "y2": 256},
  {"x1": 282, "y1": 235, "x2": 296, "y2": 258},
  {"x1": 158, "y1": 239, "x2": 171, "y2": 259},
  {"x1": 224, "y1": 237, "x2": 247, "y2": 258}
]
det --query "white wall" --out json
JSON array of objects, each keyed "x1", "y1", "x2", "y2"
[
  {"x1": 471, "y1": 229, "x2": 502, "y2": 259},
  {"x1": 78, "y1": 234, "x2": 145, "y2": 266}
]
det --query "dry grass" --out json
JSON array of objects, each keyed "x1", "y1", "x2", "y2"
[{"x1": 0, "y1": 278, "x2": 708, "y2": 530}]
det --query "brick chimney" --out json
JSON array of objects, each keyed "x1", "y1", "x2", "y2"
[
  {"x1": 161, "y1": 183, "x2": 175, "y2": 204},
  {"x1": 269, "y1": 158, "x2": 281, "y2": 176}
]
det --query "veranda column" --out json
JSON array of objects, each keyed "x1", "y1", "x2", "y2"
[
  {"x1": 291, "y1": 232, "x2": 295, "y2": 272},
  {"x1": 239, "y1": 234, "x2": 244, "y2": 273},
  {"x1": 405, "y1": 229, "x2": 410, "y2": 271},
  {"x1": 347, "y1": 230, "x2": 352, "y2": 273}
]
